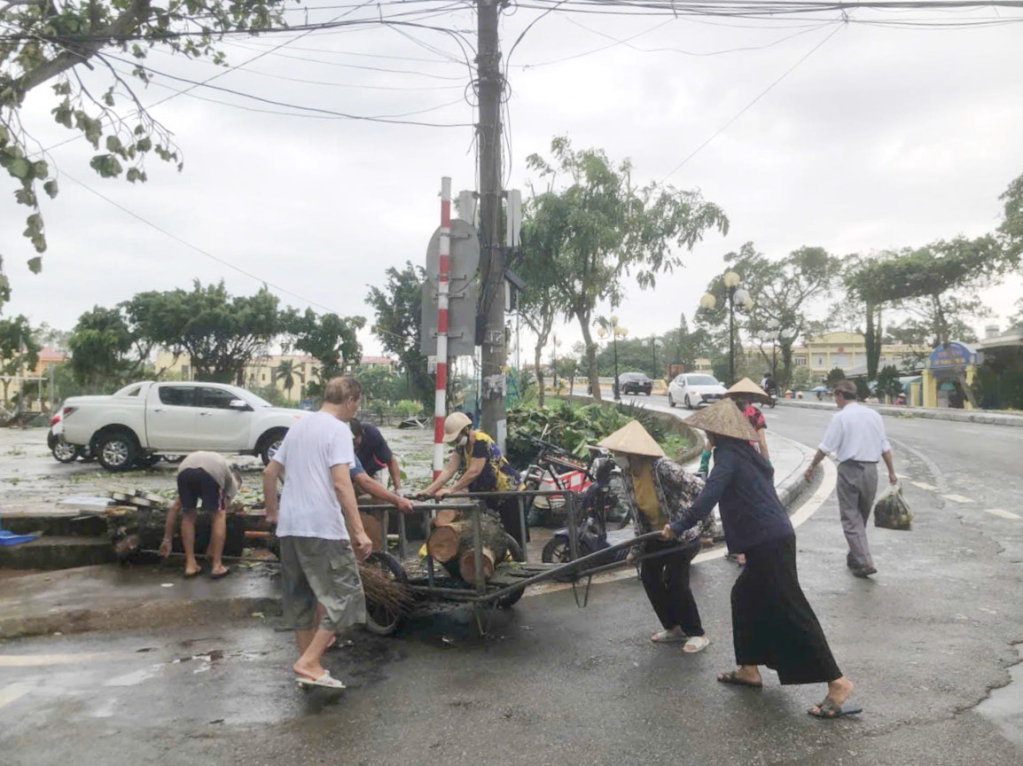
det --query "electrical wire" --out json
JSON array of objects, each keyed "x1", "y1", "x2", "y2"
[{"x1": 661, "y1": 21, "x2": 846, "y2": 182}]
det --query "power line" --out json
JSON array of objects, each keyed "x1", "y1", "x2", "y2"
[
  {"x1": 59, "y1": 170, "x2": 347, "y2": 316},
  {"x1": 661, "y1": 22, "x2": 845, "y2": 182}
]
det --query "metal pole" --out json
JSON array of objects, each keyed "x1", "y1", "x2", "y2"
[
  {"x1": 517, "y1": 494, "x2": 528, "y2": 562},
  {"x1": 728, "y1": 290, "x2": 735, "y2": 386},
  {"x1": 566, "y1": 492, "x2": 580, "y2": 562},
  {"x1": 613, "y1": 332, "x2": 620, "y2": 401},
  {"x1": 433, "y1": 177, "x2": 452, "y2": 479},
  {"x1": 471, "y1": 502, "x2": 486, "y2": 595},
  {"x1": 477, "y1": 0, "x2": 506, "y2": 451}
]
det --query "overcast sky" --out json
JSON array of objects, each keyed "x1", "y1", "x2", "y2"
[{"x1": 2, "y1": 2, "x2": 1022, "y2": 360}]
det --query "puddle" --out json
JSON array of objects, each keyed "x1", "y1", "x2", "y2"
[
  {"x1": 976, "y1": 643, "x2": 1023, "y2": 747},
  {"x1": 103, "y1": 666, "x2": 161, "y2": 687}
]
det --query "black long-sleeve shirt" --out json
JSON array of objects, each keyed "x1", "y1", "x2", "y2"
[{"x1": 670, "y1": 438, "x2": 793, "y2": 554}]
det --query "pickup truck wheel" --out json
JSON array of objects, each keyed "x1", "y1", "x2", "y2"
[
  {"x1": 52, "y1": 439, "x2": 81, "y2": 463},
  {"x1": 97, "y1": 431, "x2": 138, "y2": 472},
  {"x1": 260, "y1": 429, "x2": 288, "y2": 466}
]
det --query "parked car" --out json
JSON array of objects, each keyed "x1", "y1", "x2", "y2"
[
  {"x1": 48, "y1": 409, "x2": 93, "y2": 463},
  {"x1": 60, "y1": 381, "x2": 308, "y2": 471},
  {"x1": 667, "y1": 373, "x2": 727, "y2": 409},
  {"x1": 615, "y1": 372, "x2": 653, "y2": 396}
]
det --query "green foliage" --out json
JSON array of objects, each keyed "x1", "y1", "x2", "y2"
[
  {"x1": 0, "y1": 0, "x2": 288, "y2": 272},
  {"x1": 790, "y1": 364, "x2": 812, "y2": 392},
  {"x1": 123, "y1": 281, "x2": 286, "y2": 384},
  {"x1": 506, "y1": 399, "x2": 674, "y2": 466},
  {"x1": 366, "y1": 262, "x2": 432, "y2": 407},
  {"x1": 393, "y1": 400, "x2": 424, "y2": 419},
  {"x1": 875, "y1": 365, "x2": 904, "y2": 401},
  {"x1": 524, "y1": 136, "x2": 728, "y2": 400},
  {"x1": 288, "y1": 309, "x2": 364, "y2": 383},
  {"x1": 825, "y1": 367, "x2": 846, "y2": 388},
  {"x1": 354, "y1": 365, "x2": 409, "y2": 403},
  {"x1": 855, "y1": 378, "x2": 871, "y2": 401},
  {"x1": 67, "y1": 304, "x2": 153, "y2": 389},
  {"x1": 696, "y1": 242, "x2": 841, "y2": 389},
  {"x1": 973, "y1": 350, "x2": 1023, "y2": 410},
  {"x1": 0, "y1": 315, "x2": 40, "y2": 404},
  {"x1": 1000, "y1": 170, "x2": 1023, "y2": 264}
]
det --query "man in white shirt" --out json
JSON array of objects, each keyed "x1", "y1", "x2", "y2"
[
  {"x1": 804, "y1": 379, "x2": 897, "y2": 578},
  {"x1": 263, "y1": 376, "x2": 373, "y2": 689}
]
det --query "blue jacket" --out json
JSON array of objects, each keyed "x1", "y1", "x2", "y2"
[{"x1": 670, "y1": 438, "x2": 793, "y2": 554}]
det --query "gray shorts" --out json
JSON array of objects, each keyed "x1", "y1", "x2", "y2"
[{"x1": 279, "y1": 537, "x2": 366, "y2": 632}]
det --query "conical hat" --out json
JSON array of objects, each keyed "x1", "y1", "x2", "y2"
[
  {"x1": 686, "y1": 399, "x2": 759, "y2": 442},
  {"x1": 597, "y1": 420, "x2": 665, "y2": 458},
  {"x1": 725, "y1": 377, "x2": 770, "y2": 403}
]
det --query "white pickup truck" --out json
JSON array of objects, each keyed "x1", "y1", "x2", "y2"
[{"x1": 61, "y1": 381, "x2": 308, "y2": 471}]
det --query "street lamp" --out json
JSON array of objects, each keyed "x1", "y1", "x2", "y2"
[
  {"x1": 650, "y1": 336, "x2": 663, "y2": 380},
  {"x1": 596, "y1": 315, "x2": 628, "y2": 401},
  {"x1": 700, "y1": 270, "x2": 753, "y2": 386}
]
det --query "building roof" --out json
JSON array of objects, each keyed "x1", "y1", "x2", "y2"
[
  {"x1": 38, "y1": 347, "x2": 67, "y2": 363},
  {"x1": 979, "y1": 329, "x2": 1023, "y2": 351},
  {"x1": 361, "y1": 356, "x2": 395, "y2": 365}
]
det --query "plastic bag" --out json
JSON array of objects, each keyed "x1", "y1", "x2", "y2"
[{"x1": 874, "y1": 485, "x2": 913, "y2": 531}]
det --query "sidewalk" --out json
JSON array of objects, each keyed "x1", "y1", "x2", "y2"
[{"x1": 776, "y1": 396, "x2": 1023, "y2": 427}]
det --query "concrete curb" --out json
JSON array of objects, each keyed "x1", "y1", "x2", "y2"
[{"x1": 775, "y1": 398, "x2": 1023, "y2": 428}]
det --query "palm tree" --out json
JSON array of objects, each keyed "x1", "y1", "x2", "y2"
[{"x1": 273, "y1": 360, "x2": 305, "y2": 401}]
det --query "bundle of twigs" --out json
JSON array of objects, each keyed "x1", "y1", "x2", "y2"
[{"x1": 359, "y1": 562, "x2": 414, "y2": 614}]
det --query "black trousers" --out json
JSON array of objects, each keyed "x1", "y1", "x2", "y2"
[
  {"x1": 640, "y1": 538, "x2": 704, "y2": 636},
  {"x1": 732, "y1": 534, "x2": 842, "y2": 685},
  {"x1": 489, "y1": 497, "x2": 528, "y2": 549}
]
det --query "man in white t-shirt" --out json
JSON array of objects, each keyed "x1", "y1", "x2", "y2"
[
  {"x1": 804, "y1": 379, "x2": 897, "y2": 578},
  {"x1": 263, "y1": 376, "x2": 372, "y2": 690}
]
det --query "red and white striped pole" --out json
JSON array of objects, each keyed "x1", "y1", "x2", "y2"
[{"x1": 433, "y1": 177, "x2": 452, "y2": 479}]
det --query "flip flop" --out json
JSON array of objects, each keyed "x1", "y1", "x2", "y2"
[
  {"x1": 183, "y1": 570, "x2": 201, "y2": 579},
  {"x1": 210, "y1": 568, "x2": 232, "y2": 580},
  {"x1": 296, "y1": 671, "x2": 346, "y2": 690},
  {"x1": 717, "y1": 671, "x2": 763, "y2": 688},
  {"x1": 809, "y1": 697, "x2": 863, "y2": 719},
  {"x1": 682, "y1": 636, "x2": 711, "y2": 654},
  {"x1": 651, "y1": 629, "x2": 687, "y2": 644}
]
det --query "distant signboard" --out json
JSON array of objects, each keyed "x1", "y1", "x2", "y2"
[{"x1": 927, "y1": 342, "x2": 977, "y2": 370}]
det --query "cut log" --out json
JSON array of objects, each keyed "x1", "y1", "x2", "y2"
[
  {"x1": 425, "y1": 513, "x2": 508, "y2": 583},
  {"x1": 432, "y1": 508, "x2": 461, "y2": 528},
  {"x1": 459, "y1": 547, "x2": 495, "y2": 584}
]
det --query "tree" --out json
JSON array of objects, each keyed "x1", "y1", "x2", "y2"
[
  {"x1": 825, "y1": 367, "x2": 846, "y2": 389},
  {"x1": 846, "y1": 236, "x2": 1011, "y2": 407},
  {"x1": 875, "y1": 365, "x2": 904, "y2": 402},
  {"x1": 1009, "y1": 298, "x2": 1023, "y2": 331},
  {"x1": 525, "y1": 136, "x2": 728, "y2": 400},
  {"x1": 0, "y1": 315, "x2": 39, "y2": 406},
  {"x1": 998, "y1": 168, "x2": 1023, "y2": 264},
  {"x1": 125, "y1": 281, "x2": 286, "y2": 383},
  {"x1": 67, "y1": 304, "x2": 152, "y2": 389},
  {"x1": 517, "y1": 203, "x2": 561, "y2": 406},
  {"x1": 696, "y1": 242, "x2": 841, "y2": 389},
  {"x1": 366, "y1": 262, "x2": 432, "y2": 406},
  {"x1": 661, "y1": 313, "x2": 714, "y2": 375},
  {"x1": 272, "y1": 359, "x2": 304, "y2": 401},
  {"x1": 288, "y1": 309, "x2": 365, "y2": 394},
  {"x1": 0, "y1": 0, "x2": 288, "y2": 275}
]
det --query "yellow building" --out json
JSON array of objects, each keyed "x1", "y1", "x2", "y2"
[
  {"x1": 788, "y1": 332, "x2": 927, "y2": 379},
  {"x1": 151, "y1": 351, "x2": 396, "y2": 402},
  {"x1": 0, "y1": 347, "x2": 67, "y2": 408},
  {"x1": 153, "y1": 350, "x2": 318, "y2": 402}
]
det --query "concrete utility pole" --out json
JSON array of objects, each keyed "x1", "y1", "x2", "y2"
[{"x1": 476, "y1": 0, "x2": 506, "y2": 448}]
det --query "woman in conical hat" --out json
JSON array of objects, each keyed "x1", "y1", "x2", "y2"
[
  {"x1": 665, "y1": 400, "x2": 859, "y2": 720},
  {"x1": 598, "y1": 420, "x2": 710, "y2": 654},
  {"x1": 723, "y1": 377, "x2": 771, "y2": 464}
]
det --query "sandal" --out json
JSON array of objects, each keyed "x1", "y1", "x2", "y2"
[
  {"x1": 651, "y1": 629, "x2": 687, "y2": 644},
  {"x1": 296, "y1": 671, "x2": 346, "y2": 690},
  {"x1": 682, "y1": 636, "x2": 711, "y2": 654},
  {"x1": 808, "y1": 698, "x2": 863, "y2": 719},
  {"x1": 717, "y1": 670, "x2": 763, "y2": 688}
]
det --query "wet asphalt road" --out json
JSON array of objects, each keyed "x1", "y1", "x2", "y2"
[{"x1": 2, "y1": 403, "x2": 1023, "y2": 766}]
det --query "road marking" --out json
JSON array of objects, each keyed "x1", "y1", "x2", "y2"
[
  {"x1": 983, "y1": 508, "x2": 1021, "y2": 520},
  {"x1": 944, "y1": 494, "x2": 975, "y2": 504},
  {"x1": 0, "y1": 684, "x2": 32, "y2": 711},
  {"x1": 911, "y1": 481, "x2": 937, "y2": 492},
  {"x1": 0, "y1": 652, "x2": 108, "y2": 667}
]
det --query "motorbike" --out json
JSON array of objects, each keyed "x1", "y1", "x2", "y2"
[{"x1": 541, "y1": 455, "x2": 633, "y2": 577}]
